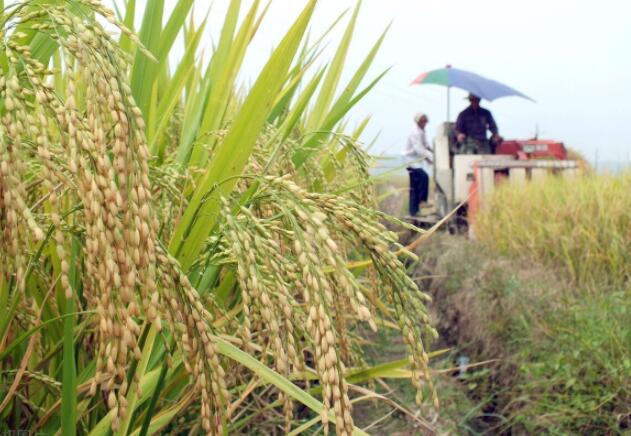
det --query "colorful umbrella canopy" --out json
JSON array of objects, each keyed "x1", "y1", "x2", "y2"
[{"x1": 412, "y1": 65, "x2": 534, "y2": 102}]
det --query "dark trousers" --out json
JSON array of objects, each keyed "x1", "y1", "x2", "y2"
[
  {"x1": 458, "y1": 138, "x2": 492, "y2": 154},
  {"x1": 407, "y1": 167, "x2": 429, "y2": 216}
]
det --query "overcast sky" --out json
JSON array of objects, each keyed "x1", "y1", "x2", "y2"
[{"x1": 183, "y1": 0, "x2": 631, "y2": 163}]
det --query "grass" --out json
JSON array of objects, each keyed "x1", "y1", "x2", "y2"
[
  {"x1": 356, "y1": 324, "x2": 480, "y2": 435},
  {"x1": 474, "y1": 172, "x2": 631, "y2": 288},
  {"x1": 418, "y1": 169, "x2": 631, "y2": 433}
]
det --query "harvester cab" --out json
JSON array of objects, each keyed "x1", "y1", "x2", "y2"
[{"x1": 431, "y1": 122, "x2": 579, "y2": 233}]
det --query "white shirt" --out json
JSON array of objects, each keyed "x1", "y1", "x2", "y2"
[{"x1": 404, "y1": 125, "x2": 433, "y2": 171}]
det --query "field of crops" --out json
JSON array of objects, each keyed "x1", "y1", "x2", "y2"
[
  {"x1": 0, "y1": 1, "x2": 444, "y2": 434},
  {"x1": 2, "y1": 1, "x2": 629, "y2": 435},
  {"x1": 475, "y1": 172, "x2": 631, "y2": 287},
  {"x1": 422, "y1": 172, "x2": 631, "y2": 433}
]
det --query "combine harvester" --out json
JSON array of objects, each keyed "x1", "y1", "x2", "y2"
[
  {"x1": 428, "y1": 122, "x2": 579, "y2": 234},
  {"x1": 410, "y1": 66, "x2": 579, "y2": 233}
]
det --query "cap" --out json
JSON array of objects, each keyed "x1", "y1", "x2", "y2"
[
  {"x1": 467, "y1": 93, "x2": 481, "y2": 101},
  {"x1": 414, "y1": 112, "x2": 427, "y2": 123}
]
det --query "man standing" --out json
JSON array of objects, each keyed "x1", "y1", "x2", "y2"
[
  {"x1": 404, "y1": 113, "x2": 433, "y2": 216},
  {"x1": 454, "y1": 93, "x2": 502, "y2": 154}
]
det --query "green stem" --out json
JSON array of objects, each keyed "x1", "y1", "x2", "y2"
[
  {"x1": 61, "y1": 236, "x2": 81, "y2": 435},
  {"x1": 61, "y1": 285, "x2": 76, "y2": 434},
  {"x1": 138, "y1": 339, "x2": 177, "y2": 436},
  {"x1": 117, "y1": 324, "x2": 156, "y2": 436}
]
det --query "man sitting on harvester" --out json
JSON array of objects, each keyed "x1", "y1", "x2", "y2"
[{"x1": 454, "y1": 93, "x2": 502, "y2": 154}]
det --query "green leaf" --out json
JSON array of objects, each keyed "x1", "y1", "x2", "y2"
[
  {"x1": 0, "y1": 310, "x2": 94, "y2": 361},
  {"x1": 88, "y1": 363, "x2": 166, "y2": 436},
  {"x1": 119, "y1": 0, "x2": 137, "y2": 53},
  {"x1": 156, "y1": 0, "x2": 194, "y2": 63},
  {"x1": 175, "y1": 0, "x2": 244, "y2": 165},
  {"x1": 322, "y1": 116, "x2": 371, "y2": 182},
  {"x1": 189, "y1": 0, "x2": 262, "y2": 167},
  {"x1": 145, "y1": 80, "x2": 159, "y2": 146},
  {"x1": 148, "y1": 16, "x2": 206, "y2": 155},
  {"x1": 278, "y1": 67, "x2": 326, "y2": 143},
  {"x1": 305, "y1": 0, "x2": 361, "y2": 131},
  {"x1": 294, "y1": 67, "x2": 390, "y2": 167},
  {"x1": 116, "y1": 325, "x2": 157, "y2": 436},
  {"x1": 61, "y1": 238, "x2": 80, "y2": 436},
  {"x1": 293, "y1": 23, "x2": 389, "y2": 168},
  {"x1": 175, "y1": 62, "x2": 210, "y2": 164},
  {"x1": 332, "y1": 24, "x2": 390, "y2": 110},
  {"x1": 215, "y1": 337, "x2": 370, "y2": 436},
  {"x1": 137, "y1": 340, "x2": 177, "y2": 436},
  {"x1": 130, "y1": 0, "x2": 164, "y2": 116},
  {"x1": 128, "y1": 391, "x2": 193, "y2": 436},
  {"x1": 0, "y1": 279, "x2": 17, "y2": 351},
  {"x1": 170, "y1": 0, "x2": 317, "y2": 269},
  {"x1": 262, "y1": 67, "x2": 326, "y2": 174}
]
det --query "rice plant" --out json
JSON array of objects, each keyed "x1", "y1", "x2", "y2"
[
  {"x1": 474, "y1": 172, "x2": 631, "y2": 288},
  {"x1": 471, "y1": 171, "x2": 631, "y2": 431},
  {"x1": 0, "y1": 1, "x2": 437, "y2": 434}
]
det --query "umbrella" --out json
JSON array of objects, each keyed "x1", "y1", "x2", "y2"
[{"x1": 411, "y1": 65, "x2": 534, "y2": 120}]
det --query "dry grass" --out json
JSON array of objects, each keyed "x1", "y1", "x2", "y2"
[{"x1": 474, "y1": 172, "x2": 631, "y2": 288}]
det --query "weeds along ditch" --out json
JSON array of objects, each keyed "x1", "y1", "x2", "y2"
[{"x1": 400, "y1": 172, "x2": 631, "y2": 434}]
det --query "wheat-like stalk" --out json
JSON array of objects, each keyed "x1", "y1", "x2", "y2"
[{"x1": 0, "y1": 1, "x2": 438, "y2": 434}]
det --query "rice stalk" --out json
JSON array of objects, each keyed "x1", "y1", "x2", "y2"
[{"x1": 0, "y1": 1, "x2": 439, "y2": 434}]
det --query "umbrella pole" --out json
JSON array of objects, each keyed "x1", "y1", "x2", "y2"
[{"x1": 447, "y1": 86, "x2": 451, "y2": 122}]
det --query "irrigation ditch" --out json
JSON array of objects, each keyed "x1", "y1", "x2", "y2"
[
  {"x1": 354, "y1": 229, "x2": 515, "y2": 435},
  {"x1": 410, "y1": 232, "x2": 510, "y2": 434},
  {"x1": 408, "y1": 233, "x2": 513, "y2": 435}
]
